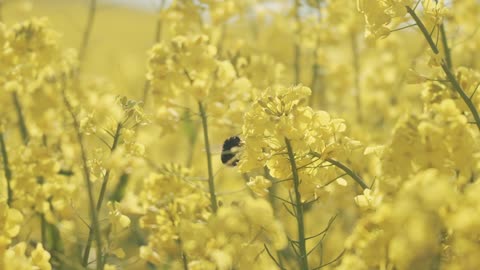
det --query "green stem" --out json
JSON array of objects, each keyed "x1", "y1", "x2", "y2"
[
  {"x1": 142, "y1": 0, "x2": 166, "y2": 105},
  {"x1": 198, "y1": 102, "x2": 218, "y2": 213},
  {"x1": 284, "y1": 138, "x2": 309, "y2": 270},
  {"x1": 79, "y1": 0, "x2": 97, "y2": 64},
  {"x1": 294, "y1": 0, "x2": 301, "y2": 84},
  {"x1": 0, "y1": 133, "x2": 12, "y2": 206},
  {"x1": 62, "y1": 91, "x2": 103, "y2": 270},
  {"x1": 351, "y1": 32, "x2": 362, "y2": 122},
  {"x1": 263, "y1": 167, "x2": 286, "y2": 269},
  {"x1": 11, "y1": 95, "x2": 62, "y2": 253},
  {"x1": 0, "y1": 0, "x2": 3, "y2": 22},
  {"x1": 183, "y1": 110, "x2": 199, "y2": 168},
  {"x1": 439, "y1": 24, "x2": 452, "y2": 69},
  {"x1": 48, "y1": 222, "x2": 64, "y2": 266},
  {"x1": 12, "y1": 92, "x2": 29, "y2": 144},
  {"x1": 177, "y1": 239, "x2": 189, "y2": 270},
  {"x1": 309, "y1": 152, "x2": 368, "y2": 189},
  {"x1": 96, "y1": 123, "x2": 121, "y2": 211},
  {"x1": 109, "y1": 173, "x2": 129, "y2": 202},
  {"x1": 264, "y1": 167, "x2": 278, "y2": 211},
  {"x1": 182, "y1": 252, "x2": 189, "y2": 270},
  {"x1": 41, "y1": 214, "x2": 47, "y2": 246},
  {"x1": 153, "y1": 0, "x2": 166, "y2": 44},
  {"x1": 308, "y1": 7, "x2": 322, "y2": 108},
  {"x1": 406, "y1": 6, "x2": 480, "y2": 131},
  {"x1": 326, "y1": 157, "x2": 368, "y2": 190},
  {"x1": 406, "y1": 6, "x2": 439, "y2": 54},
  {"x1": 83, "y1": 122, "x2": 122, "y2": 268},
  {"x1": 309, "y1": 57, "x2": 319, "y2": 108},
  {"x1": 434, "y1": 0, "x2": 452, "y2": 69}
]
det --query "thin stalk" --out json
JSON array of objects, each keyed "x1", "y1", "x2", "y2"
[
  {"x1": 265, "y1": 244, "x2": 287, "y2": 270},
  {"x1": 96, "y1": 123, "x2": 121, "y2": 212},
  {"x1": 284, "y1": 138, "x2": 309, "y2": 270},
  {"x1": 79, "y1": 0, "x2": 97, "y2": 64},
  {"x1": 309, "y1": 63, "x2": 319, "y2": 107},
  {"x1": 177, "y1": 239, "x2": 189, "y2": 270},
  {"x1": 37, "y1": 176, "x2": 48, "y2": 249},
  {"x1": 441, "y1": 63, "x2": 480, "y2": 128},
  {"x1": 48, "y1": 249, "x2": 85, "y2": 270},
  {"x1": 198, "y1": 102, "x2": 218, "y2": 213},
  {"x1": 264, "y1": 168, "x2": 281, "y2": 210},
  {"x1": 109, "y1": 173, "x2": 129, "y2": 202},
  {"x1": 294, "y1": 0, "x2": 301, "y2": 84},
  {"x1": 153, "y1": 15, "x2": 163, "y2": 44},
  {"x1": 0, "y1": 133, "x2": 12, "y2": 206},
  {"x1": 11, "y1": 94, "x2": 62, "y2": 254},
  {"x1": 311, "y1": 250, "x2": 345, "y2": 270},
  {"x1": 351, "y1": 32, "x2": 362, "y2": 122},
  {"x1": 309, "y1": 6, "x2": 322, "y2": 108},
  {"x1": 62, "y1": 90, "x2": 103, "y2": 270},
  {"x1": 406, "y1": 6, "x2": 480, "y2": 131},
  {"x1": 263, "y1": 168, "x2": 286, "y2": 269},
  {"x1": 0, "y1": 1, "x2": 3, "y2": 22},
  {"x1": 83, "y1": 122, "x2": 122, "y2": 268},
  {"x1": 182, "y1": 252, "x2": 188, "y2": 270},
  {"x1": 12, "y1": 92, "x2": 29, "y2": 144},
  {"x1": 325, "y1": 157, "x2": 368, "y2": 190},
  {"x1": 41, "y1": 214, "x2": 47, "y2": 246},
  {"x1": 434, "y1": 0, "x2": 452, "y2": 69},
  {"x1": 390, "y1": 23, "x2": 417, "y2": 32},
  {"x1": 439, "y1": 24, "x2": 452, "y2": 69},
  {"x1": 48, "y1": 223, "x2": 64, "y2": 265},
  {"x1": 142, "y1": 0, "x2": 166, "y2": 105},
  {"x1": 406, "y1": 6, "x2": 439, "y2": 53},
  {"x1": 183, "y1": 110, "x2": 199, "y2": 168},
  {"x1": 154, "y1": 0, "x2": 166, "y2": 43}
]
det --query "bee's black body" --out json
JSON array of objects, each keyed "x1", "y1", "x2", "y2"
[{"x1": 221, "y1": 136, "x2": 241, "y2": 166}]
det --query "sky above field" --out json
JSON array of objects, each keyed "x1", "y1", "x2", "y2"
[
  {"x1": 107, "y1": 0, "x2": 161, "y2": 11},
  {"x1": 106, "y1": 0, "x2": 285, "y2": 12}
]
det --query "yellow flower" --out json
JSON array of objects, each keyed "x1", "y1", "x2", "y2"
[
  {"x1": 4, "y1": 242, "x2": 52, "y2": 270},
  {"x1": 0, "y1": 201, "x2": 23, "y2": 245},
  {"x1": 354, "y1": 188, "x2": 380, "y2": 210},
  {"x1": 30, "y1": 244, "x2": 52, "y2": 270},
  {"x1": 357, "y1": 0, "x2": 415, "y2": 41},
  {"x1": 108, "y1": 201, "x2": 131, "y2": 234},
  {"x1": 247, "y1": 176, "x2": 272, "y2": 197},
  {"x1": 104, "y1": 264, "x2": 117, "y2": 270}
]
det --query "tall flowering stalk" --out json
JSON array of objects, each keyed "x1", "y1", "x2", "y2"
[
  {"x1": 0, "y1": 132, "x2": 12, "y2": 206},
  {"x1": 240, "y1": 85, "x2": 368, "y2": 269},
  {"x1": 78, "y1": 0, "x2": 97, "y2": 65},
  {"x1": 62, "y1": 88, "x2": 103, "y2": 270},
  {"x1": 284, "y1": 138, "x2": 308, "y2": 270},
  {"x1": 358, "y1": 0, "x2": 480, "y2": 130},
  {"x1": 405, "y1": 6, "x2": 480, "y2": 131},
  {"x1": 147, "y1": 34, "x2": 252, "y2": 213},
  {"x1": 198, "y1": 102, "x2": 218, "y2": 212}
]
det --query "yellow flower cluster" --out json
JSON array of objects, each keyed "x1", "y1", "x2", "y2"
[
  {"x1": 383, "y1": 99, "x2": 476, "y2": 182},
  {"x1": 1, "y1": 200, "x2": 52, "y2": 269},
  {"x1": 147, "y1": 34, "x2": 251, "y2": 133},
  {"x1": 357, "y1": 0, "x2": 415, "y2": 40},
  {"x1": 340, "y1": 165, "x2": 480, "y2": 270},
  {"x1": 139, "y1": 164, "x2": 286, "y2": 269},
  {"x1": 240, "y1": 85, "x2": 362, "y2": 198}
]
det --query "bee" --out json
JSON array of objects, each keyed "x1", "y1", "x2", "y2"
[{"x1": 221, "y1": 136, "x2": 242, "y2": 166}]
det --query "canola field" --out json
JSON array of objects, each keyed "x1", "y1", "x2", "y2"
[{"x1": 1, "y1": 0, "x2": 480, "y2": 269}]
